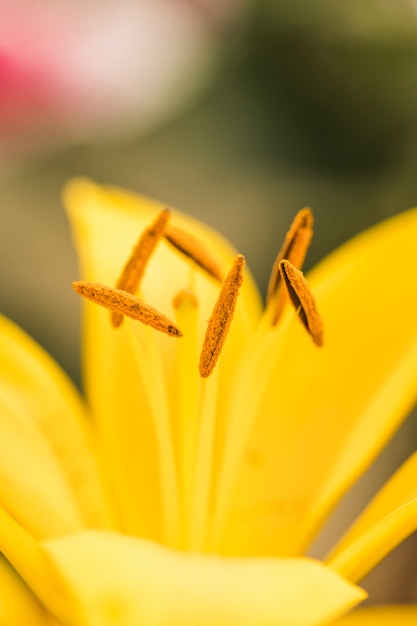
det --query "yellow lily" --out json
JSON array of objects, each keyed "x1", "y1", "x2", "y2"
[{"x1": 1, "y1": 178, "x2": 417, "y2": 625}]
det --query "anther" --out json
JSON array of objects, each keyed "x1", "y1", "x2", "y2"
[
  {"x1": 165, "y1": 225, "x2": 223, "y2": 282},
  {"x1": 199, "y1": 255, "x2": 245, "y2": 378},
  {"x1": 278, "y1": 260, "x2": 323, "y2": 347},
  {"x1": 112, "y1": 208, "x2": 170, "y2": 328},
  {"x1": 73, "y1": 281, "x2": 183, "y2": 338},
  {"x1": 267, "y1": 208, "x2": 314, "y2": 324}
]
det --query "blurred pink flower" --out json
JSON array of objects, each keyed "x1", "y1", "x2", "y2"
[{"x1": 0, "y1": 0, "x2": 245, "y2": 163}]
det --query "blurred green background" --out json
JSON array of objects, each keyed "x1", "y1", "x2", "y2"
[
  {"x1": 1, "y1": 0, "x2": 417, "y2": 604},
  {"x1": 3, "y1": 1, "x2": 417, "y2": 380}
]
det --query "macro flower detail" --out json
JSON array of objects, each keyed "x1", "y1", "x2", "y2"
[{"x1": 1, "y1": 178, "x2": 417, "y2": 624}]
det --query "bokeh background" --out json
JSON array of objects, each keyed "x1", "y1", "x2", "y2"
[{"x1": 1, "y1": 0, "x2": 417, "y2": 607}]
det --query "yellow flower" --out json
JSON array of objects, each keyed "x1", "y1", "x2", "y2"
[{"x1": 1, "y1": 178, "x2": 417, "y2": 625}]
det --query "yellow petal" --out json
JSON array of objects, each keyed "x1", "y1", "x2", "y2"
[
  {"x1": 0, "y1": 505, "x2": 70, "y2": 624},
  {"x1": 0, "y1": 554, "x2": 51, "y2": 624},
  {"x1": 216, "y1": 208, "x2": 417, "y2": 556},
  {"x1": 64, "y1": 179, "x2": 261, "y2": 544},
  {"x1": 0, "y1": 389, "x2": 83, "y2": 538},
  {"x1": 330, "y1": 605, "x2": 417, "y2": 625},
  {"x1": 0, "y1": 314, "x2": 109, "y2": 536},
  {"x1": 328, "y1": 449, "x2": 417, "y2": 561},
  {"x1": 325, "y1": 450, "x2": 417, "y2": 588},
  {"x1": 43, "y1": 530, "x2": 366, "y2": 626},
  {"x1": 327, "y1": 498, "x2": 417, "y2": 583}
]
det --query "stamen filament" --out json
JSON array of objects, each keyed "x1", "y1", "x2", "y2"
[
  {"x1": 73, "y1": 282, "x2": 182, "y2": 338},
  {"x1": 190, "y1": 370, "x2": 219, "y2": 551},
  {"x1": 0, "y1": 507, "x2": 69, "y2": 623},
  {"x1": 172, "y1": 290, "x2": 201, "y2": 547},
  {"x1": 199, "y1": 255, "x2": 245, "y2": 378},
  {"x1": 126, "y1": 321, "x2": 180, "y2": 548},
  {"x1": 211, "y1": 317, "x2": 290, "y2": 550},
  {"x1": 267, "y1": 208, "x2": 314, "y2": 324},
  {"x1": 165, "y1": 225, "x2": 223, "y2": 282},
  {"x1": 112, "y1": 209, "x2": 170, "y2": 327},
  {"x1": 279, "y1": 260, "x2": 323, "y2": 346}
]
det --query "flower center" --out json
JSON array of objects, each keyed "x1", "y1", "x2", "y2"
[{"x1": 72, "y1": 207, "x2": 323, "y2": 551}]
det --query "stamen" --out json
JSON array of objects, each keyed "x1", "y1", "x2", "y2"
[
  {"x1": 267, "y1": 208, "x2": 314, "y2": 324},
  {"x1": 165, "y1": 225, "x2": 223, "y2": 282},
  {"x1": 199, "y1": 254, "x2": 245, "y2": 378},
  {"x1": 73, "y1": 281, "x2": 182, "y2": 338},
  {"x1": 112, "y1": 208, "x2": 170, "y2": 327},
  {"x1": 278, "y1": 260, "x2": 323, "y2": 347}
]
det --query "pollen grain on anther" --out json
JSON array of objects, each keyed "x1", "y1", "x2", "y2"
[
  {"x1": 278, "y1": 260, "x2": 323, "y2": 347},
  {"x1": 73, "y1": 281, "x2": 183, "y2": 338},
  {"x1": 165, "y1": 225, "x2": 223, "y2": 282},
  {"x1": 112, "y1": 208, "x2": 170, "y2": 328},
  {"x1": 199, "y1": 254, "x2": 245, "y2": 378},
  {"x1": 267, "y1": 208, "x2": 314, "y2": 325}
]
